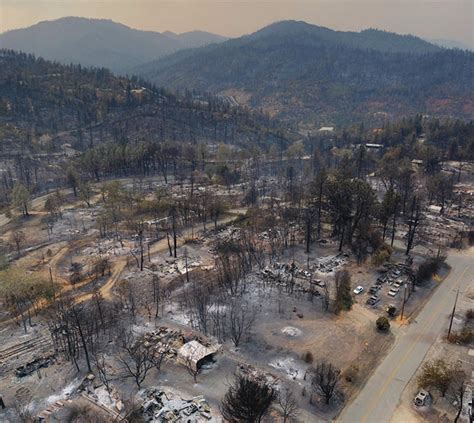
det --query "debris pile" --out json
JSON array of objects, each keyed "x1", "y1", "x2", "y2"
[
  {"x1": 140, "y1": 388, "x2": 215, "y2": 422},
  {"x1": 269, "y1": 356, "x2": 307, "y2": 380},
  {"x1": 154, "y1": 256, "x2": 203, "y2": 276},
  {"x1": 15, "y1": 354, "x2": 55, "y2": 378},
  {"x1": 315, "y1": 253, "x2": 349, "y2": 274},
  {"x1": 259, "y1": 262, "x2": 325, "y2": 295},
  {"x1": 141, "y1": 327, "x2": 186, "y2": 357},
  {"x1": 237, "y1": 363, "x2": 279, "y2": 387}
]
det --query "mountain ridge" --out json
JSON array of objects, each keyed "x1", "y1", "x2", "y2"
[
  {"x1": 133, "y1": 20, "x2": 473, "y2": 126},
  {"x1": 0, "y1": 17, "x2": 228, "y2": 72}
]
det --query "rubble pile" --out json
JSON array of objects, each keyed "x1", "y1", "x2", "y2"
[
  {"x1": 237, "y1": 363, "x2": 279, "y2": 387},
  {"x1": 315, "y1": 253, "x2": 349, "y2": 274},
  {"x1": 259, "y1": 262, "x2": 326, "y2": 295},
  {"x1": 140, "y1": 388, "x2": 215, "y2": 422},
  {"x1": 203, "y1": 226, "x2": 240, "y2": 242},
  {"x1": 15, "y1": 354, "x2": 55, "y2": 378},
  {"x1": 154, "y1": 256, "x2": 203, "y2": 276},
  {"x1": 141, "y1": 327, "x2": 186, "y2": 358}
]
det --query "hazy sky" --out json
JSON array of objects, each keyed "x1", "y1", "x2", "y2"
[{"x1": 1, "y1": 0, "x2": 473, "y2": 47}]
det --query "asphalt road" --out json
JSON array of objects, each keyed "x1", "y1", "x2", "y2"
[{"x1": 339, "y1": 248, "x2": 474, "y2": 423}]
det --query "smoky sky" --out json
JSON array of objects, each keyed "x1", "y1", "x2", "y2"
[{"x1": 1, "y1": 0, "x2": 473, "y2": 47}]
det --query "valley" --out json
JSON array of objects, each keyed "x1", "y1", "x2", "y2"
[{"x1": 0, "y1": 11, "x2": 473, "y2": 423}]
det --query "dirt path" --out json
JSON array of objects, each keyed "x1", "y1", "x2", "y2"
[
  {"x1": 0, "y1": 203, "x2": 246, "y2": 327},
  {"x1": 72, "y1": 208, "x2": 247, "y2": 304}
]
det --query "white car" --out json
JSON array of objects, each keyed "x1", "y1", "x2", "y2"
[
  {"x1": 414, "y1": 390, "x2": 431, "y2": 407},
  {"x1": 353, "y1": 286, "x2": 364, "y2": 295},
  {"x1": 388, "y1": 289, "x2": 399, "y2": 297}
]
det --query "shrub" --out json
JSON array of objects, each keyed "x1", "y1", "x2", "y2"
[
  {"x1": 344, "y1": 364, "x2": 360, "y2": 383},
  {"x1": 448, "y1": 328, "x2": 474, "y2": 345},
  {"x1": 466, "y1": 309, "x2": 474, "y2": 320},
  {"x1": 376, "y1": 316, "x2": 390, "y2": 332},
  {"x1": 302, "y1": 351, "x2": 314, "y2": 364},
  {"x1": 372, "y1": 244, "x2": 392, "y2": 266},
  {"x1": 386, "y1": 305, "x2": 397, "y2": 317},
  {"x1": 415, "y1": 256, "x2": 445, "y2": 285}
]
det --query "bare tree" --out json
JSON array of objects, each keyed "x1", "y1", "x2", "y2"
[
  {"x1": 128, "y1": 220, "x2": 146, "y2": 271},
  {"x1": 182, "y1": 282, "x2": 211, "y2": 334},
  {"x1": 117, "y1": 332, "x2": 155, "y2": 389},
  {"x1": 310, "y1": 360, "x2": 341, "y2": 404},
  {"x1": 11, "y1": 229, "x2": 25, "y2": 257},
  {"x1": 405, "y1": 195, "x2": 424, "y2": 255},
  {"x1": 278, "y1": 386, "x2": 299, "y2": 423},
  {"x1": 181, "y1": 354, "x2": 200, "y2": 383},
  {"x1": 322, "y1": 283, "x2": 330, "y2": 312},
  {"x1": 183, "y1": 246, "x2": 190, "y2": 283},
  {"x1": 169, "y1": 204, "x2": 179, "y2": 258},
  {"x1": 151, "y1": 272, "x2": 161, "y2": 319},
  {"x1": 450, "y1": 372, "x2": 468, "y2": 423},
  {"x1": 228, "y1": 301, "x2": 256, "y2": 347},
  {"x1": 93, "y1": 352, "x2": 114, "y2": 398}
]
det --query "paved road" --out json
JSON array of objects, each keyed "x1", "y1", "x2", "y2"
[{"x1": 339, "y1": 248, "x2": 474, "y2": 423}]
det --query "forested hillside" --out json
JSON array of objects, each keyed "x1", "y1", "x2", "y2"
[
  {"x1": 135, "y1": 21, "x2": 474, "y2": 126},
  {"x1": 0, "y1": 50, "x2": 292, "y2": 200}
]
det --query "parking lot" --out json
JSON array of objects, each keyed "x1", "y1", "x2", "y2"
[{"x1": 351, "y1": 261, "x2": 437, "y2": 319}]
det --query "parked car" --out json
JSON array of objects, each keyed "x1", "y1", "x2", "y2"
[
  {"x1": 388, "y1": 289, "x2": 399, "y2": 297},
  {"x1": 393, "y1": 281, "x2": 403, "y2": 288},
  {"x1": 414, "y1": 390, "x2": 431, "y2": 407},
  {"x1": 366, "y1": 296, "x2": 380, "y2": 306},
  {"x1": 369, "y1": 285, "x2": 381, "y2": 294},
  {"x1": 353, "y1": 286, "x2": 364, "y2": 295}
]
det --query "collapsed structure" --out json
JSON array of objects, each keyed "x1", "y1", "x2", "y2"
[{"x1": 140, "y1": 388, "x2": 215, "y2": 422}]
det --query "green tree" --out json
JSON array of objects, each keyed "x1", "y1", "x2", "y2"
[
  {"x1": 417, "y1": 358, "x2": 460, "y2": 397},
  {"x1": 11, "y1": 183, "x2": 31, "y2": 216},
  {"x1": 220, "y1": 375, "x2": 277, "y2": 423},
  {"x1": 79, "y1": 182, "x2": 93, "y2": 207},
  {"x1": 0, "y1": 268, "x2": 56, "y2": 332},
  {"x1": 378, "y1": 188, "x2": 400, "y2": 241},
  {"x1": 66, "y1": 167, "x2": 80, "y2": 197},
  {"x1": 376, "y1": 316, "x2": 390, "y2": 332},
  {"x1": 334, "y1": 270, "x2": 353, "y2": 313}
]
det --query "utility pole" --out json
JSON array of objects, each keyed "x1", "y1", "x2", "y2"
[
  {"x1": 447, "y1": 286, "x2": 460, "y2": 339},
  {"x1": 400, "y1": 283, "x2": 408, "y2": 320}
]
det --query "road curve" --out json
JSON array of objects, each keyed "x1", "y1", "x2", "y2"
[{"x1": 338, "y1": 248, "x2": 474, "y2": 423}]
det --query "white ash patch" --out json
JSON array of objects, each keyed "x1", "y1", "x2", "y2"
[
  {"x1": 269, "y1": 357, "x2": 307, "y2": 381},
  {"x1": 281, "y1": 326, "x2": 302, "y2": 337},
  {"x1": 45, "y1": 379, "x2": 81, "y2": 404}
]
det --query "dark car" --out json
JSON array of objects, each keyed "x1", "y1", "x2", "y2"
[{"x1": 366, "y1": 296, "x2": 380, "y2": 306}]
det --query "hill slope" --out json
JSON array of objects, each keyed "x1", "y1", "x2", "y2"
[
  {"x1": 135, "y1": 21, "x2": 473, "y2": 125},
  {"x1": 0, "y1": 17, "x2": 227, "y2": 72},
  {"x1": 0, "y1": 49, "x2": 290, "y2": 156}
]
